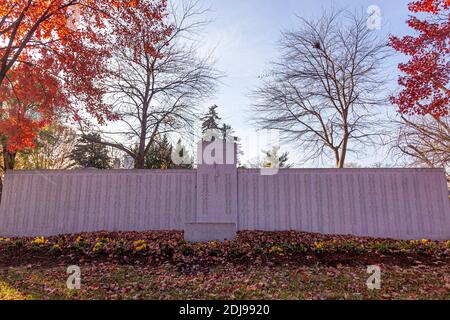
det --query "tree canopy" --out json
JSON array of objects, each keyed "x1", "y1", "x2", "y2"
[{"x1": 390, "y1": 0, "x2": 450, "y2": 117}]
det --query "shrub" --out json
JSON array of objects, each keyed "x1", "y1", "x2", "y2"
[
  {"x1": 208, "y1": 247, "x2": 221, "y2": 257},
  {"x1": 115, "y1": 239, "x2": 128, "y2": 254},
  {"x1": 292, "y1": 242, "x2": 308, "y2": 254},
  {"x1": 229, "y1": 246, "x2": 243, "y2": 258},
  {"x1": 369, "y1": 241, "x2": 391, "y2": 254},
  {"x1": 336, "y1": 241, "x2": 356, "y2": 253},
  {"x1": 253, "y1": 247, "x2": 264, "y2": 255},
  {"x1": 161, "y1": 245, "x2": 175, "y2": 258},
  {"x1": 73, "y1": 236, "x2": 87, "y2": 251},
  {"x1": 14, "y1": 239, "x2": 24, "y2": 248},
  {"x1": 180, "y1": 244, "x2": 192, "y2": 256}
]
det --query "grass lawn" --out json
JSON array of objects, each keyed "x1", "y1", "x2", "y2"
[
  {"x1": 1, "y1": 262, "x2": 449, "y2": 300},
  {"x1": 0, "y1": 231, "x2": 449, "y2": 300}
]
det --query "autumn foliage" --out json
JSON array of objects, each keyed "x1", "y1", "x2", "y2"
[
  {"x1": 390, "y1": 0, "x2": 450, "y2": 117},
  {"x1": 0, "y1": 63, "x2": 67, "y2": 153},
  {"x1": 0, "y1": 0, "x2": 168, "y2": 168}
]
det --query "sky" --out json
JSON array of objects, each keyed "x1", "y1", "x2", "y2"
[{"x1": 187, "y1": 0, "x2": 414, "y2": 167}]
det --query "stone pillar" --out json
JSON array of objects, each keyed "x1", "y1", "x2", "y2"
[{"x1": 184, "y1": 139, "x2": 238, "y2": 242}]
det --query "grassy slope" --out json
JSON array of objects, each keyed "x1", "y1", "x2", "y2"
[
  {"x1": 1, "y1": 262, "x2": 449, "y2": 300},
  {"x1": 1, "y1": 231, "x2": 449, "y2": 300}
]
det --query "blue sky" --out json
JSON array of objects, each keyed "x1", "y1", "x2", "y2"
[{"x1": 191, "y1": 0, "x2": 413, "y2": 167}]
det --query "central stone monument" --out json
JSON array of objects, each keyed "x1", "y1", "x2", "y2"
[{"x1": 184, "y1": 139, "x2": 238, "y2": 242}]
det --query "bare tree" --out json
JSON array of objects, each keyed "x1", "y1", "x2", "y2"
[
  {"x1": 391, "y1": 115, "x2": 450, "y2": 172},
  {"x1": 251, "y1": 10, "x2": 390, "y2": 168},
  {"x1": 80, "y1": 0, "x2": 220, "y2": 168},
  {"x1": 15, "y1": 124, "x2": 78, "y2": 170}
]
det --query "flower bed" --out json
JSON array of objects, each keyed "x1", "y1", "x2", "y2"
[
  {"x1": 1, "y1": 231, "x2": 449, "y2": 300},
  {"x1": 0, "y1": 231, "x2": 449, "y2": 270}
]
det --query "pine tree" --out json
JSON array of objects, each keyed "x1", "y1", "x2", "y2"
[
  {"x1": 145, "y1": 135, "x2": 174, "y2": 169},
  {"x1": 201, "y1": 105, "x2": 221, "y2": 134},
  {"x1": 220, "y1": 123, "x2": 232, "y2": 141},
  {"x1": 220, "y1": 123, "x2": 244, "y2": 165},
  {"x1": 69, "y1": 133, "x2": 112, "y2": 169}
]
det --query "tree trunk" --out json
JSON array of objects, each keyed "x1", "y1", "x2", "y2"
[
  {"x1": 2, "y1": 148, "x2": 16, "y2": 171},
  {"x1": 135, "y1": 127, "x2": 147, "y2": 169},
  {"x1": 338, "y1": 140, "x2": 348, "y2": 169},
  {"x1": 334, "y1": 149, "x2": 341, "y2": 168},
  {"x1": 135, "y1": 98, "x2": 149, "y2": 169},
  {"x1": 337, "y1": 117, "x2": 349, "y2": 169},
  {"x1": 135, "y1": 152, "x2": 145, "y2": 169}
]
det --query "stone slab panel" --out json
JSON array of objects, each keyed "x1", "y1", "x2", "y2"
[
  {"x1": 0, "y1": 170, "x2": 196, "y2": 237},
  {"x1": 184, "y1": 222, "x2": 237, "y2": 242},
  {"x1": 237, "y1": 168, "x2": 450, "y2": 240}
]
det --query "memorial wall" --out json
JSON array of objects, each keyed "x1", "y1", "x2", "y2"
[
  {"x1": 0, "y1": 141, "x2": 449, "y2": 240},
  {"x1": 237, "y1": 168, "x2": 450, "y2": 240},
  {"x1": 0, "y1": 170, "x2": 196, "y2": 237}
]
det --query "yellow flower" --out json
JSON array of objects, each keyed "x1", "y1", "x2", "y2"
[
  {"x1": 421, "y1": 239, "x2": 428, "y2": 244},
  {"x1": 0, "y1": 238, "x2": 11, "y2": 242},
  {"x1": 445, "y1": 240, "x2": 450, "y2": 249},
  {"x1": 135, "y1": 244, "x2": 147, "y2": 251},
  {"x1": 92, "y1": 242, "x2": 104, "y2": 252},
  {"x1": 268, "y1": 246, "x2": 283, "y2": 255},
  {"x1": 32, "y1": 236, "x2": 48, "y2": 245},
  {"x1": 313, "y1": 242, "x2": 325, "y2": 251},
  {"x1": 133, "y1": 240, "x2": 148, "y2": 251},
  {"x1": 133, "y1": 240, "x2": 145, "y2": 246}
]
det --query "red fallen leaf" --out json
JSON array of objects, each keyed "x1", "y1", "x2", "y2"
[{"x1": 89, "y1": 284, "x2": 101, "y2": 290}]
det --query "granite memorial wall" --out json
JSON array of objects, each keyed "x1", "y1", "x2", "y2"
[{"x1": 0, "y1": 140, "x2": 449, "y2": 240}]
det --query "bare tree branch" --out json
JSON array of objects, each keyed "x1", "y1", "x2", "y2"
[
  {"x1": 251, "y1": 9, "x2": 391, "y2": 168},
  {"x1": 389, "y1": 114, "x2": 450, "y2": 175},
  {"x1": 79, "y1": 0, "x2": 221, "y2": 168}
]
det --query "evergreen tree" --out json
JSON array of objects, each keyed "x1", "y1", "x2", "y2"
[
  {"x1": 220, "y1": 123, "x2": 232, "y2": 141},
  {"x1": 201, "y1": 105, "x2": 221, "y2": 134},
  {"x1": 69, "y1": 133, "x2": 112, "y2": 169},
  {"x1": 144, "y1": 135, "x2": 174, "y2": 169},
  {"x1": 200, "y1": 106, "x2": 243, "y2": 165},
  {"x1": 220, "y1": 123, "x2": 244, "y2": 165}
]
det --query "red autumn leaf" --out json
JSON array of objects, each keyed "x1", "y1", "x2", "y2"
[
  {"x1": 389, "y1": 0, "x2": 450, "y2": 117},
  {"x1": 0, "y1": 0, "x2": 169, "y2": 160}
]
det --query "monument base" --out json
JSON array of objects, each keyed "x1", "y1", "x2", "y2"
[{"x1": 184, "y1": 222, "x2": 236, "y2": 242}]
